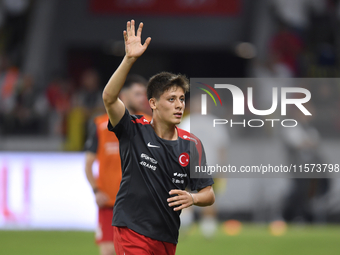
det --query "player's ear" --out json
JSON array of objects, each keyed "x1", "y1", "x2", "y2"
[{"x1": 149, "y1": 98, "x2": 157, "y2": 110}]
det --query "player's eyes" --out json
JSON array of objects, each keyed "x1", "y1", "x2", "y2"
[{"x1": 168, "y1": 97, "x2": 184, "y2": 102}]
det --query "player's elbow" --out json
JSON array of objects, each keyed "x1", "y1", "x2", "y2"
[
  {"x1": 208, "y1": 190, "x2": 215, "y2": 206},
  {"x1": 102, "y1": 89, "x2": 117, "y2": 107}
]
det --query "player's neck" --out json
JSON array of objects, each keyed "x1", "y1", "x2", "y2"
[
  {"x1": 150, "y1": 119, "x2": 177, "y2": 140},
  {"x1": 127, "y1": 106, "x2": 137, "y2": 115}
]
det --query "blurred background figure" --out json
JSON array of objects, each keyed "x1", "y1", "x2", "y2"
[
  {"x1": 0, "y1": 54, "x2": 20, "y2": 134},
  {"x1": 1, "y1": 73, "x2": 48, "y2": 135},
  {"x1": 268, "y1": 22, "x2": 304, "y2": 76},
  {"x1": 64, "y1": 68, "x2": 103, "y2": 151},
  {"x1": 84, "y1": 74, "x2": 150, "y2": 255},
  {"x1": 281, "y1": 103, "x2": 330, "y2": 223},
  {"x1": 119, "y1": 74, "x2": 151, "y2": 116},
  {"x1": 77, "y1": 68, "x2": 103, "y2": 120},
  {"x1": 270, "y1": 0, "x2": 326, "y2": 37},
  {"x1": 45, "y1": 74, "x2": 74, "y2": 136}
]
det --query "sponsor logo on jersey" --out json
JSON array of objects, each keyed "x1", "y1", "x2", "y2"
[
  {"x1": 173, "y1": 172, "x2": 187, "y2": 178},
  {"x1": 147, "y1": 142, "x2": 160, "y2": 148},
  {"x1": 141, "y1": 153, "x2": 158, "y2": 164},
  {"x1": 140, "y1": 161, "x2": 157, "y2": 171}
]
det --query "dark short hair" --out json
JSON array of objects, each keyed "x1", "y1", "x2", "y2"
[
  {"x1": 147, "y1": 72, "x2": 189, "y2": 100},
  {"x1": 123, "y1": 74, "x2": 148, "y2": 90}
]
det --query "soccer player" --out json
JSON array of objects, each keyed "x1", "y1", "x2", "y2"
[
  {"x1": 102, "y1": 20, "x2": 215, "y2": 255},
  {"x1": 85, "y1": 75, "x2": 151, "y2": 255}
]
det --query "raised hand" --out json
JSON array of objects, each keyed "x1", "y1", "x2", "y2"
[{"x1": 123, "y1": 19, "x2": 151, "y2": 59}]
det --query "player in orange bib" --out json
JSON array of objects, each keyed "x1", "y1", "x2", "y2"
[{"x1": 85, "y1": 75, "x2": 151, "y2": 255}]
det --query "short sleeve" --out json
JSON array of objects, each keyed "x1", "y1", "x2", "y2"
[
  {"x1": 190, "y1": 178, "x2": 214, "y2": 191},
  {"x1": 108, "y1": 108, "x2": 136, "y2": 140},
  {"x1": 84, "y1": 121, "x2": 98, "y2": 153},
  {"x1": 189, "y1": 138, "x2": 214, "y2": 191}
]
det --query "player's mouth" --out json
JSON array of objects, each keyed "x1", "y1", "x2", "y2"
[{"x1": 174, "y1": 112, "x2": 183, "y2": 118}]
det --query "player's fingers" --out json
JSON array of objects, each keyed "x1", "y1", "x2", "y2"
[
  {"x1": 173, "y1": 203, "x2": 190, "y2": 211},
  {"x1": 123, "y1": 30, "x2": 128, "y2": 41},
  {"x1": 174, "y1": 205, "x2": 187, "y2": 211},
  {"x1": 143, "y1": 37, "x2": 151, "y2": 49},
  {"x1": 167, "y1": 196, "x2": 179, "y2": 203},
  {"x1": 131, "y1": 19, "x2": 135, "y2": 36},
  {"x1": 167, "y1": 195, "x2": 185, "y2": 203},
  {"x1": 169, "y1": 189, "x2": 184, "y2": 195},
  {"x1": 168, "y1": 199, "x2": 187, "y2": 207},
  {"x1": 136, "y1": 22, "x2": 143, "y2": 37},
  {"x1": 126, "y1": 21, "x2": 131, "y2": 36},
  {"x1": 168, "y1": 200, "x2": 181, "y2": 207}
]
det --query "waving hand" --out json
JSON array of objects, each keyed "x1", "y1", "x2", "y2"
[
  {"x1": 123, "y1": 20, "x2": 151, "y2": 59},
  {"x1": 102, "y1": 19, "x2": 151, "y2": 128}
]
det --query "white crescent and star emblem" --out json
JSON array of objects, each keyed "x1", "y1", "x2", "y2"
[{"x1": 178, "y1": 153, "x2": 189, "y2": 167}]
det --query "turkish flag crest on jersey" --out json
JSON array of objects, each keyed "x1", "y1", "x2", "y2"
[{"x1": 178, "y1": 153, "x2": 190, "y2": 167}]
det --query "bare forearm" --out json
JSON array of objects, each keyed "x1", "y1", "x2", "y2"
[
  {"x1": 102, "y1": 20, "x2": 150, "y2": 126},
  {"x1": 85, "y1": 153, "x2": 97, "y2": 190},
  {"x1": 85, "y1": 165, "x2": 96, "y2": 189},
  {"x1": 192, "y1": 186, "x2": 215, "y2": 207}
]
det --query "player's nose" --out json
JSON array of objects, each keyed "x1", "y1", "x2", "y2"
[{"x1": 175, "y1": 99, "x2": 183, "y2": 109}]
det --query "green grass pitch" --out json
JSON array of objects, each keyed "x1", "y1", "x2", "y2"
[{"x1": 1, "y1": 224, "x2": 340, "y2": 255}]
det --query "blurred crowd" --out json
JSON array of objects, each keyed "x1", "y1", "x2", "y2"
[
  {"x1": 0, "y1": 1, "x2": 116, "y2": 151},
  {"x1": 253, "y1": 0, "x2": 340, "y2": 137},
  {"x1": 0, "y1": 0, "x2": 340, "y2": 152},
  {"x1": 258, "y1": 0, "x2": 340, "y2": 78},
  {"x1": 0, "y1": 56, "x2": 106, "y2": 150},
  {"x1": 0, "y1": 0, "x2": 41, "y2": 136},
  {"x1": 0, "y1": 2, "x2": 107, "y2": 149}
]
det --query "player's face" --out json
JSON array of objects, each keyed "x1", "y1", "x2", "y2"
[
  {"x1": 152, "y1": 86, "x2": 185, "y2": 125},
  {"x1": 127, "y1": 83, "x2": 147, "y2": 113}
]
